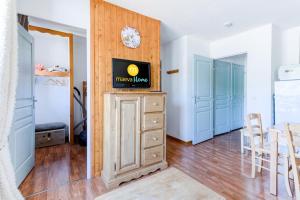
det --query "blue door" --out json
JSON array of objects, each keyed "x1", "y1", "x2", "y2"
[
  {"x1": 231, "y1": 64, "x2": 244, "y2": 130},
  {"x1": 193, "y1": 55, "x2": 213, "y2": 145},
  {"x1": 9, "y1": 25, "x2": 35, "y2": 186},
  {"x1": 214, "y1": 60, "x2": 231, "y2": 135}
]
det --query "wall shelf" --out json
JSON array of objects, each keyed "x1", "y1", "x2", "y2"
[{"x1": 35, "y1": 70, "x2": 70, "y2": 77}]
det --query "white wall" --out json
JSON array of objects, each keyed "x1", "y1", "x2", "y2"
[
  {"x1": 162, "y1": 36, "x2": 188, "y2": 141},
  {"x1": 161, "y1": 35, "x2": 210, "y2": 141},
  {"x1": 17, "y1": 0, "x2": 88, "y2": 29},
  {"x1": 280, "y1": 26, "x2": 300, "y2": 65},
  {"x1": 31, "y1": 31, "x2": 71, "y2": 130},
  {"x1": 211, "y1": 24, "x2": 274, "y2": 127},
  {"x1": 161, "y1": 26, "x2": 279, "y2": 141},
  {"x1": 29, "y1": 16, "x2": 86, "y2": 37},
  {"x1": 35, "y1": 77, "x2": 70, "y2": 126},
  {"x1": 74, "y1": 36, "x2": 87, "y2": 135},
  {"x1": 162, "y1": 24, "x2": 278, "y2": 142},
  {"x1": 272, "y1": 26, "x2": 282, "y2": 89},
  {"x1": 31, "y1": 31, "x2": 70, "y2": 68},
  {"x1": 219, "y1": 54, "x2": 247, "y2": 66}
]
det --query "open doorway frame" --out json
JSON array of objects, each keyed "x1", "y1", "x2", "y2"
[
  {"x1": 28, "y1": 25, "x2": 75, "y2": 144},
  {"x1": 214, "y1": 53, "x2": 248, "y2": 128}
]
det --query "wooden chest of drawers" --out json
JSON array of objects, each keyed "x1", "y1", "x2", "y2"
[{"x1": 102, "y1": 92, "x2": 168, "y2": 189}]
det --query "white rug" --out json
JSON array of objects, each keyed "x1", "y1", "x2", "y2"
[{"x1": 96, "y1": 167, "x2": 225, "y2": 200}]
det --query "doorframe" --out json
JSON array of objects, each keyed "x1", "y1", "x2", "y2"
[{"x1": 28, "y1": 25, "x2": 75, "y2": 144}]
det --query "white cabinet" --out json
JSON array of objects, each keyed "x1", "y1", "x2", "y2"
[{"x1": 102, "y1": 92, "x2": 168, "y2": 189}]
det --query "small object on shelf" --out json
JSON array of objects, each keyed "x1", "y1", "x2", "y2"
[
  {"x1": 48, "y1": 65, "x2": 69, "y2": 72},
  {"x1": 35, "y1": 64, "x2": 45, "y2": 71},
  {"x1": 35, "y1": 63, "x2": 69, "y2": 76}
]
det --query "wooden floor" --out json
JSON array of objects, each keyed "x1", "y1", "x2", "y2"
[
  {"x1": 19, "y1": 144, "x2": 87, "y2": 199},
  {"x1": 20, "y1": 131, "x2": 293, "y2": 200}
]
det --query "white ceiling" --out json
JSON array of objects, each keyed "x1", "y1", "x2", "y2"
[{"x1": 106, "y1": 0, "x2": 300, "y2": 44}]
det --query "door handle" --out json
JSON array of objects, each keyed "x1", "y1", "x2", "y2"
[{"x1": 33, "y1": 97, "x2": 37, "y2": 109}]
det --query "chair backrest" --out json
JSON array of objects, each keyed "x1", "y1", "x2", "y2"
[
  {"x1": 285, "y1": 123, "x2": 300, "y2": 197},
  {"x1": 247, "y1": 113, "x2": 264, "y2": 138}
]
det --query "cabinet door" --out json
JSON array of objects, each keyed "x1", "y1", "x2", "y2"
[
  {"x1": 231, "y1": 64, "x2": 244, "y2": 130},
  {"x1": 115, "y1": 96, "x2": 141, "y2": 175},
  {"x1": 214, "y1": 60, "x2": 231, "y2": 135}
]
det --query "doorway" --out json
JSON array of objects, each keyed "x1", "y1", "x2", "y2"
[
  {"x1": 14, "y1": 16, "x2": 88, "y2": 197},
  {"x1": 192, "y1": 54, "x2": 247, "y2": 144},
  {"x1": 214, "y1": 53, "x2": 247, "y2": 135}
]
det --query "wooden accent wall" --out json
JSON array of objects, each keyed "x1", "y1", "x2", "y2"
[{"x1": 91, "y1": 0, "x2": 161, "y2": 176}]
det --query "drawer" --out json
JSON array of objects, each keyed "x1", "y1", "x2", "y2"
[
  {"x1": 142, "y1": 145, "x2": 163, "y2": 166},
  {"x1": 143, "y1": 113, "x2": 164, "y2": 131},
  {"x1": 142, "y1": 129, "x2": 163, "y2": 148},
  {"x1": 144, "y1": 95, "x2": 164, "y2": 113}
]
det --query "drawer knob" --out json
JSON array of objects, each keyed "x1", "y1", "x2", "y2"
[
  {"x1": 152, "y1": 154, "x2": 157, "y2": 158},
  {"x1": 152, "y1": 102, "x2": 159, "y2": 106},
  {"x1": 153, "y1": 120, "x2": 158, "y2": 124},
  {"x1": 152, "y1": 137, "x2": 158, "y2": 141}
]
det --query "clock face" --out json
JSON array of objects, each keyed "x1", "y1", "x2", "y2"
[{"x1": 121, "y1": 26, "x2": 141, "y2": 48}]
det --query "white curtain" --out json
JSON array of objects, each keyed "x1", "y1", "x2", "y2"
[{"x1": 0, "y1": 0, "x2": 24, "y2": 199}]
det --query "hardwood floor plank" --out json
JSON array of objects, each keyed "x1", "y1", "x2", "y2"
[
  {"x1": 166, "y1": 132, "x2": 291, "y2": 200},
  {"x1": 19, "y1": 144, "x2": 87, "y2": 197},
  {"x1": 20, "y1": 131, "x2": 292, "y2": 199}
]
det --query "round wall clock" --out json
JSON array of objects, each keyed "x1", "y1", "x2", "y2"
[{"x1": 121, "y1": 26, "x2": 141, "y2": 48}]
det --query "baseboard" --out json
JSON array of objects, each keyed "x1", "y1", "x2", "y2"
[
  {"x1": 166, "y1": 134, "x2": 192, "y2": 145},
  {"x1": 101, "y1": 161, "x2": 168, "y2": 189}
]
